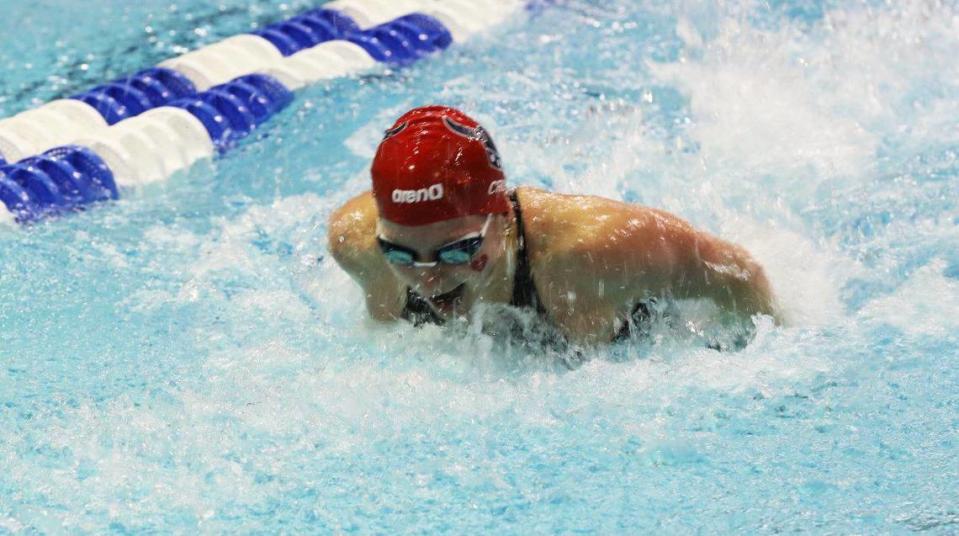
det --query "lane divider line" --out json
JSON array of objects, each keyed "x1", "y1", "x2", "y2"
[{"x1": 0, "y1": 0, "x2": 541, "y2": 225}]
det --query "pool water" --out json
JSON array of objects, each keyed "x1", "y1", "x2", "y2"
[{"x1": 2, "y1": 0, "x2": 958, "y2": 533}]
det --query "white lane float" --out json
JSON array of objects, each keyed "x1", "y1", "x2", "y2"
[
  {"x1": 0, "y1": 100, "x2": 107, "y2": 162},
  {"x1": 159, "y1": 35, "x2": 284, "y2": 91},
  {"x1": 267, "y1": 41, "x2": 378, "y2": 89},
  {"x1": 79, "y1": 107, "x2": 215, "y2": 187}
]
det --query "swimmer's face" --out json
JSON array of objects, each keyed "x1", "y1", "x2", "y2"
[{"x1": 378, "y1": 214, "x2": 508, "y2": 319}]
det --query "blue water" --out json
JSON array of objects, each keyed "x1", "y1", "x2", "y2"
[{"x1": 2, "y1": 0, "x2": 958, "y2": 533}]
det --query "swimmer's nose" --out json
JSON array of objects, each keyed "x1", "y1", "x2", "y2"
[
  {"x1": 419, "y1": 272, "x2": 440, "y2": 290},
  {"x1": 413, "y1": 270, "x2": 442, "y2": 293}
]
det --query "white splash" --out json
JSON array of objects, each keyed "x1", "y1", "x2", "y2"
[
  {"x1": 717, "y1": 214, "x2": 852, "y2": 327},
  {"x1": 859, "y1": 259, "x2": 959, "y2": 337},
  {"x1": 649, "y1": 18, "x2": 877, "y2": 185}
]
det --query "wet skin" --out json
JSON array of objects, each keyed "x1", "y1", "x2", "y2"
[{"x1": 329, "y1": 187, "x2": 780, "y2": 345}]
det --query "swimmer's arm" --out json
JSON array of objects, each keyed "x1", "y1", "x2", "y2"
[
  {"x1": 328, "y1": 191, "x2": 406, "y2": 321},
  {"x1": 549, "y1": 206, "x2": 780, "y2": 343},
  {"x1": 604, "y1": 207, "x2": 780, "y2": 322},
  {"x1": 678, "y1": 227, "x2": 781, "y2": 322}
]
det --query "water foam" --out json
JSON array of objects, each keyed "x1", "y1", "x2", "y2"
[
  {"x1": 4, "y1": 0, "x2": 959, "y2": 532},
  {"x1": 651, "y1": 19, "x2": 876, "y2": 183},
  {"x1": 859, "y1": 259, "x2": 959, "y2": 337}
]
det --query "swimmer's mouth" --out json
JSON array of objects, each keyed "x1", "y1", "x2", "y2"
[{"x1": 428, "y1": 283, "x2": 466, "y2": 313}]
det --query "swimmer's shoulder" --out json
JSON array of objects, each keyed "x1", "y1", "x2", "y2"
[
  {"x1": 328, "y1": 191, "x2": 380, "y2": 272},
  {"x1": 513, "y1": 187, "x2": 631, "y2": 342},
  {"x1": 516, "y1": 188, "x2": 700, "y2": 343},
  {"x1": 511, "y1": 187, "x2": 587, "y2": 252},
  {"x1": 515, "y1": 187, "x2": 670, "y2": 257}
]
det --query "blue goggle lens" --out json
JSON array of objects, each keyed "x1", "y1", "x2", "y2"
[
  {"x1": 377, "y1": 236, "x2": 484, "y2": 266},
  {"x1": 383, "y1": 248, "x2": 416, "y2": 265},
  {"x1": 436, "y1": 237, "x2": 483, "y2": 265}
]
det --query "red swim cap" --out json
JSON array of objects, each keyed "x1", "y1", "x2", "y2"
[{"x1": 371, "y1": 106, "x2": 509, "y2": 226}]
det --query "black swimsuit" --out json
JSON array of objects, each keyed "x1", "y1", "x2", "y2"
[
  {"x1": 508, "y1": 190, "x2": 545, "y2": 312},
  {"x1": 400, "y1": 190, "x2": 651, "y2": 340}
]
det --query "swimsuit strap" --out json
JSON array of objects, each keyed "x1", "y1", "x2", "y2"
[{"x1": 509, "y1": 190, "x2": 544, "y2": 312}]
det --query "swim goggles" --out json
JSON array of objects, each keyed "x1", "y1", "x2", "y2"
[{"x1": 377, "y1": 214, "x2": 493, "y2": 268}]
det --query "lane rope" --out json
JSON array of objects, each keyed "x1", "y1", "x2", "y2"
[{"x1": 0, "y1": 0, "x2": 538, "y2": 224}]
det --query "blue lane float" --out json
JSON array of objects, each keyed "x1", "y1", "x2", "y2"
[
  {"x1": 0, "y1": 146, "x2": 117, "y2": 223},
  {"x1": 171, "y1": 74, "x2": 294, "y2": 152},
  {"x1": 71, "y1": 67, "x2": 197, "y2": 125},
  {"x1": 252, "y1": 8, "x2": 360, "y2": 56},
  {"x1": 0, "y1": 0, "x2": 540, "y2": 224},
  {"x1": 393, "y1": 14, "x2": 454, "y2": 52},
  {"x1": 255, "y1": 9, "x2": 449, "y2": 65},
  {"x1": 345, "y1": 15, "x2": 452, "y2": 65}
]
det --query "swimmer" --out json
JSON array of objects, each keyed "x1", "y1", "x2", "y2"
[{"x1": 329, "y1": 106, "x2": 780, "y2": 345}]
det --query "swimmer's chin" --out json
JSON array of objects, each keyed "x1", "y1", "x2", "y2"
[{"x1": 426, "y1": 283, "x2": 469, "y2": 317}]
